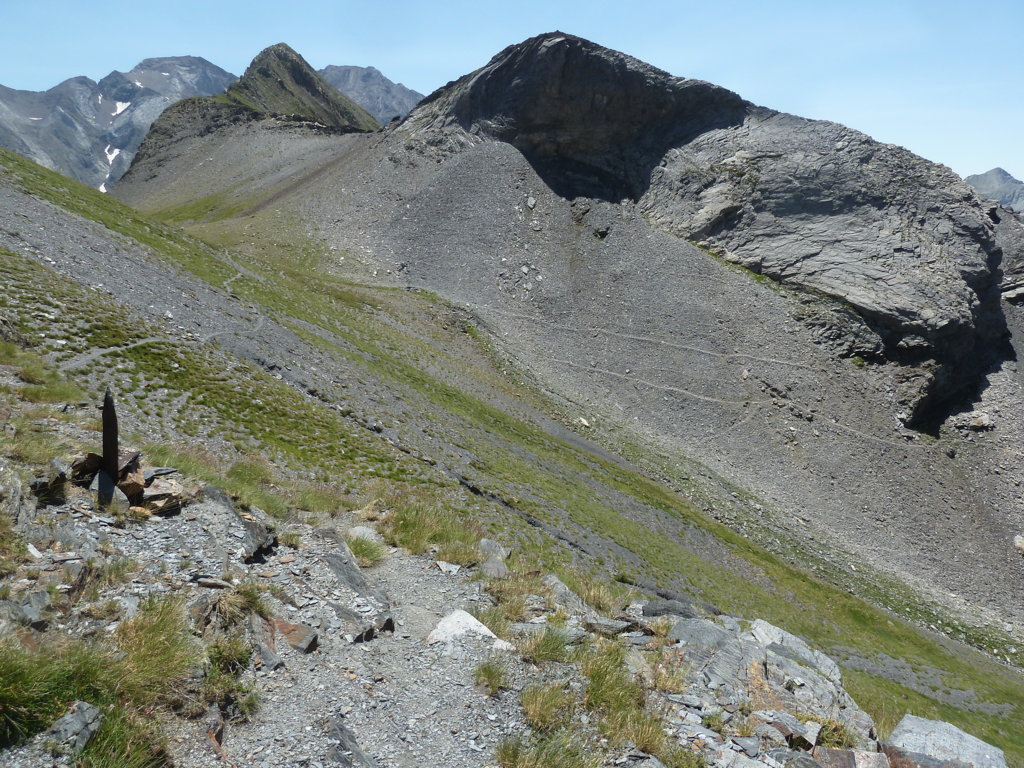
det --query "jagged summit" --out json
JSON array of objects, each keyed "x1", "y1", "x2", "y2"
[
  {"x1": 966, "y1": 167, "x2": 1024, "y2": 213},
  {"x1": 0, "y1": 56, "x2": 235, "y2": 188},
  {"x1": 220, "y1": 43, "x2": 378, "y2": 131},
  {"x1": 409, "y1": 31, "x2": 749, "y2": 200}
]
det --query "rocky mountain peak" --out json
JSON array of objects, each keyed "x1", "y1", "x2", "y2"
[
  {"x1": 318, "y1": 64, "x2": 423, "y2": 124},
  {"x1": 221, "y1": 42, "x2": 378, "y2": 131},
  {"x1": 408, "y1": 31, "x2": 749, "y2": 200},
  {"x1": 398, "y1": 32, "x2": 1020, "y2": 427},
  {"x1": 124, "y1": 56, "x2": 236, "y2": 101},
  {"x1": 965, "y1": 167, "x2": 1024, "y2": 213}
]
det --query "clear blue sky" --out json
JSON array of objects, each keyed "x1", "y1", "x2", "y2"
[{"x1": 2, "y1": 0, "x2": 1021, "y2": 179}]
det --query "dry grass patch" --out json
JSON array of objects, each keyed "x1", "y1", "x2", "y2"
[
  {"x1": 484, "y1": 570, "x2": 548, "y2": 623},
  {"x1": 471, "y1": 606, "x2": 511, "y2": 639},
  {"x1": 651, "y1": 647, "x2": 688, "y2": 693},
  {"x1": 798, "y1": 714, "x2": 857, "y2": 748},
  {"x1": 0, "y1": 595, "x2": 198, "y2": 764},
  {"x1": 558, "y1": 569, "x2": 629, "y2": 616},
  {"x1": 495, "y1": 732, "x2": 599, "y2": 768},
  {"x1": 519, "y1": 627, "x2": 571, "y2": 665},
  {"x1": 521, "y1": 683, "x2": 575, "y2": 732},
  {"x1": 374, "y1": 485, "x2": 481, "y2": 555},
  {"x1": 210, "y1": 582, "x2": 270, "y2": 628}
]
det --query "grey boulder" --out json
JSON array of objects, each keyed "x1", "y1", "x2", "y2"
[{"x1": 884, "y1": 715, "x2": 1006, "y2": 768}]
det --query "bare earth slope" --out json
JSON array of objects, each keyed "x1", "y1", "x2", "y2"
[{"x1": 114, "y1": 33, "x2": 1024, "y2": 637}]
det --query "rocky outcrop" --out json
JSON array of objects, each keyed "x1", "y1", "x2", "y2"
[{"x1": 400, "y1": 31, "x2": 1017, "y2": 426}]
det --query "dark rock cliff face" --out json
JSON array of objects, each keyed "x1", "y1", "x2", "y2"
[
  {"x1": 404, "y1": 32, "x2": 1018, "y2": 427},
  {"x1": 412, "y1": 33, "x2": 748, "y2": 202}
]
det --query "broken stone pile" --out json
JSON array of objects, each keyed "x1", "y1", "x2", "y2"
[{"x1": 424, "y1": 552, "x2": 1009, "y2": 768}]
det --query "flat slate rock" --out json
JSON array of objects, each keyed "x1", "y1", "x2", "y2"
[
  {"x1": 46, "y1": 700, "x2": 103, "y2": 754},
  {"x1": 884, "y1": 715, "x2": 1007, "y2": 768},
  {"x1": 326, "y1": 716, "x2": 377, "y2": 767},
  {"x1": 274, "y1": 619, "x2": 319, "y2": 653}
]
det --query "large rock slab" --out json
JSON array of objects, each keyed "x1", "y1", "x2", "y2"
[
  {"x1": 45, "y1": 700, "x2": 103, "y2": 754},
  {"x1": 884, "y1": 716, "x2": 1006, "y2": 768}
]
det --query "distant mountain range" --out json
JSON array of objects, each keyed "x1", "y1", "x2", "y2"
[
  {"x1": 965, "y1": 167, "x2": 1024, "y2": 213},
  {"x1": 319, "y1": 65, "x2": 422, "y2": 124},
  {"x1": 0, "y1": 55, "x2": 422, "y2": 189},
  {"x1": 0, "y1": 57, "x2": 235, "y2": 190}
]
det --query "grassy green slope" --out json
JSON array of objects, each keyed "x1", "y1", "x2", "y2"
[
  {"x1": 217, "y1": 43, "x2": 378, "y2": 131},
  {"x1": 2, "y1": 147, "x2": 1023, "y2": 763}
]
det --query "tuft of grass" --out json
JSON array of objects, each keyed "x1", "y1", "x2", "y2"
[
  {"x1": 558, "y1": 569, "x2": 626, "y2": 616},
  {"x1": 289, "y1": 483, "x2": 356, "y2": 515},
  {"x1": 651, "y1": 647, "x2": 688, "y2": 693},
  {"x1": 278, "y1": 530, "x2": 303, "y2": 549},
  {"x1": 603, "y1": 708, "x2": 666, "y2": 753},
  {"x1": 519, "y1": 627, "x2": 570, "y2": 665},
  {"x1": 474, "y1": 657, "x2": 508, "y2": 697},
  {"x1": 701, "y1": 711, "x2": 725, "y2": 734},
  {"x1": 0, "y1": 343, "x2": 83, "y2": 404},
  {"x1": 662, "y1": 749, "x2": 707, "y2": 768},
  {"x1": 202, "y1": 634, "x2": 258, "y2": 721},
  {"x1": 521, "y1": 684, "x2": 575, "y2": 733},
  {"x1": 376, "y1": 486, "x2": 480, "y2": 555},
  {"x1": 730, "y1": 716, "x2": 756, "y2": 738},
  {"x1": 577, "y1": 638, "x2": 685, "y2": 764},
  {"x1": 0, "y1": 596, "x2": 197, "y2": 761},
  {"x1": 435, "y1": 539, "x2": 480, "y2": 565},
  {"x1": 495, "y1": 732, "x2": 599, "y2": 768},
  {"x1": 2, "y1": 417, "x2": 65, "y2": 467},
  {"x1": 210, "y1": 582, "x2": 269, "y2": 627},
  {"x1": 347, "y1": 534, "x2": 387, "y2": 567},
  {"x1": 581, "y1": 640, "x2": 644, "y2": 714},
  {"x1": 77, "y1": 708, "x2": 170, "y2": 768},
  {"x1": 16, "y1": 361, "x2": 48, "y2": 384},
  {"x1": 0, "y1": 506, "x2": 27, "y2": 576},
  {"x1": 111, "y1": 597, "x2": 200, "y2": 707},
  {"x1": 472, "y1": 606, "x2": 511, "y2": 639},
  {"x1": 485, "y1": 570, "x2": 548, "y2": 623},
  {"x1": 226, "y1": 456, "x2": 274, "y2": 487},
  {"x1": 798, "y1": 714, "x2": 856, "y2": 748}
]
